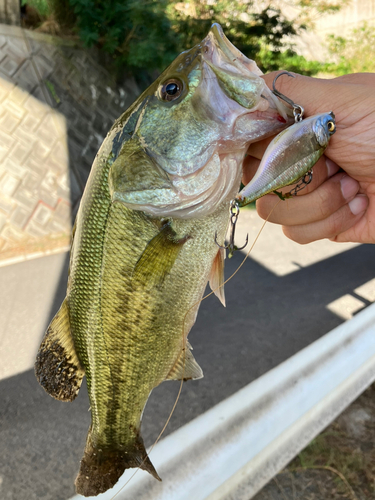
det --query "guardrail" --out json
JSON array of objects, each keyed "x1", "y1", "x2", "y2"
[{"x1": 70, "y1": 302, "x2": 375, "y2": 500}]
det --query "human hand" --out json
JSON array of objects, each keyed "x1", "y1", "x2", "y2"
[{"x1": 244, "y1": 72, "x2": 375, "y2": 244}]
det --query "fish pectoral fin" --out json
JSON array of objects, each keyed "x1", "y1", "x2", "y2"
[
  {"x1": 209, "y1": 247, "x2": 226, "y2": 307},
  {"x1": 133, "y1": 223, "x2": 190, "y2": 287},
  {"x1": 166, "y1": 342, "x2": 203, "y2": 381},
  {"x1": 35, "y1": 299, "x2": 84, "y2": 402}
]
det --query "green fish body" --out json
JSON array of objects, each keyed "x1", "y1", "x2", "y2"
[{"x1": 35, "y1": 24, "x2": 291, "y2": 496}]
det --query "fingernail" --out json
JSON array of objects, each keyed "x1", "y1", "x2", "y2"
[
  {"x1": 326, "y1": 158, "x2": 339, "y2": 177},
  {"x1": 340, "y1": 175, "x2": 359, "y2": 200},
  {"x1": 349, "y1": 194, "x2": 368, "y2": 215}
]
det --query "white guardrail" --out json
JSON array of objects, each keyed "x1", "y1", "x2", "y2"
[{"x1": 70, "y1": 302, "x2": 375, "y2": 500}]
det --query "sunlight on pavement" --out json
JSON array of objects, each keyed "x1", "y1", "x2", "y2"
[
  {"x1": 236, "y1": 209, "x2": 359, "y2": 277},
  {"x1": 327, "y1": 277, "x2": 375, "y2": 320},
  {"x1": 0, "y1": 76, "x2": 72, "y2": 266},
  {"x1": 354, "y1": 277, "x2": 375, "y2": 302},
  {"x1": 326, "y1": 294, "x2": 366, "y2": 320}
]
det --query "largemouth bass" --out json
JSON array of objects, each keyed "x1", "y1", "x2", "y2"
[{"x1": 35, "y1": 24, "x2": 294, "y2": 497}]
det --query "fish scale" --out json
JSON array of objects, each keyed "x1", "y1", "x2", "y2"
[{"x1": 100, "y1": 198, "x2": 230, "y2": 444}]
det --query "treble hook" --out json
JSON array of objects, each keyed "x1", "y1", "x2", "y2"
[
  {"x1": 215, "y1": 200, "x2": 248, "y2": 258},
  {"x1": 272, "y1": 71, "x2": 304, "y2": 122}
]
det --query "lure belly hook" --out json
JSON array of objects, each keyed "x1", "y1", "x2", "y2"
[{"x1": 215, "y1": 200, "x2": 248, "y2": 258}]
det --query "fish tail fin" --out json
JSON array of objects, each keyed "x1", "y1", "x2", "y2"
[
  {"x1": 75, "y1": 431, "x2": 161, "y2": 496},
  {"x1": 35, "y1": 299, "x2": 84, "y2": 402}
]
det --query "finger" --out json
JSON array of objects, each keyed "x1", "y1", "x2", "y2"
[
  {"x1": 247, "y1": 137, "x2": 273, "y2": 160},
  {"x1": 334, "y1": 73, "x2": 375, "y2": 86},
  {"x1": 242, "y1": 156, "x2": 260, "y2": 184},
  {"x1": 282, "y1": 195, "x2": 369, "y2": 244},
  {"x1": 262, "y1": 72, "x2": 340, "y2": 117},
  {"x1": 256, "y1": 171, "x2": 360, "y2": 226},
  {"x1": 263, "y1": 71, "x2": 372, "y2": 133},
  {"x1": 331, "y1": 196, "x2": 373, "y2": 243}
]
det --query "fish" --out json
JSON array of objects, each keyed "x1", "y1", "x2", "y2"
[
  {"x1": 34, "y1": 23, "x2": 298, "y2": 497},
  {"x1": 236, "y1": 112, "x2": 336, "y2": 205}
]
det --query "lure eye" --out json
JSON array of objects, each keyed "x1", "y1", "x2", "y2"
[
  {"x1": 327, "y1": 121, "x2": 335, "y2": 133},
  {"x1": 160, "y1": 79, "x2": 183, "y2": 102}
]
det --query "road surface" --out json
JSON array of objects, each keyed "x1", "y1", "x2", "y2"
[{"x1": 1, "y1": 210, "x2": 374, "y2": 500}]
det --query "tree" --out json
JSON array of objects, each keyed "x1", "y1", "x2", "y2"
[
  {"x1": 327, "y1": 22, "x2": 375, "y2": 74},
  {"x1": 24, "y1": 0, "x2": 336, "y2": 77}
]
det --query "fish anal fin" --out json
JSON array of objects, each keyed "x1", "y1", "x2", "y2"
[
  {"x1": 35, "y1": 299, "x2": 84, "y2": 402},
  {"x1": 133, "y1": 223, "x2": 190, "y2": 287},
  {"x1": 75, "y1": 432, "x2": 161, "y2": 497},
  {"x1": 209, "y1": 247, "x2": 226, "y2": 307},
  {"x1": 166, "y1": 342, "x2": 203, "y2": 381}
]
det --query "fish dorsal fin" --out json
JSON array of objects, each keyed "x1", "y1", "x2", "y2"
[
  {"x1": 35, "y1": 299, "x2": 84, "y2": 402},
  {"x1": 166, "y1": 342, "x2": 203, "y2": 381},
  {"x1": 133, "y1": 223, "x2": 190, "y2": 287},
  {"x1": 209, "y1": 247, "x2": 226, "y2": 306}
]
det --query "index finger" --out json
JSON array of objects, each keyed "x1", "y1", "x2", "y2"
[
  {"x1": 248, "y1": 73, "x2": 336, "y2": 160},
  {"x1": 262, "y1": 72, "x2": 336, "y2": 117},
  {"x1": 247, "y1": 71, "x2": 362, "y2": 164}
]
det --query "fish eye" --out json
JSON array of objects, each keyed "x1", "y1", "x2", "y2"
[
  {"x1": 327, "y1": 121, "x2": 335, "y2": 133},
  {"x1": 160, "y1": 79, "x2": 183, "y2": 102}
]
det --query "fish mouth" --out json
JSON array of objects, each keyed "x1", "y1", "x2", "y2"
[
  {"x1": 206, "y1": 23, "x2": 263, "y2": 76},
  {"x1": 202, "y1": 23, "x2": 291, "y2": 121},
  {"x1": 202, "y1": 23, "x2": 262, "y2": 77}
]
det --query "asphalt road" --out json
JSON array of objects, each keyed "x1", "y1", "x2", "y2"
[{"x1": 1, "y1": 210, "x2": 374, "y2": 500}]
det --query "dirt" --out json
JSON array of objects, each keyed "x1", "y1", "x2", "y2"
[{"x1": 253, "y1": 383, "x2": 375, "y2": 500}]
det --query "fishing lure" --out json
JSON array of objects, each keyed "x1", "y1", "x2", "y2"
[{"x1": 237, "y1": 71, "x2": 336, "y2": 206}]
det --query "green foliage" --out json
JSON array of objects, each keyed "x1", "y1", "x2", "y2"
[
  {"x1": 327, "y1": 23, "x2": 375, "y2": 74},
  {"x1": 170, "y1": 2, "x2": 322, "y2": 76},
  {"x1": 286, "y1": 0, "x2": 351, "y2": 29},
  {"x1": 257, "y1": 46, "x2": 325, "y2": 75},
  {"x1": 21, "y1": 0, "x2": 50, "y2": 16},
  {"x1": 66, "y1": 0, "x2": 180, "y2": 72},
  {"x1": 170, "y1": 3, "x2": 298, "y2": 54},
  {"x1": 28, "y1": 0, "x2": 325, "y2": 77},
  {"x1": 296, "y1": 0, "x2": 347, "y2": 15},
  {"x1": 48, "y1": 0, "x2": 77, "y2": 28}
]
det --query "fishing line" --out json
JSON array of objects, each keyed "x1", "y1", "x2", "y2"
[
  {"x1": 192, "y1": 198, "x2": 282, "y2": 304},
  {"x1": 110, "y1": 198, "x2": 282, "y2": 500}
]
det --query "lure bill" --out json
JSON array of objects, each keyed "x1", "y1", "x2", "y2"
[
  {"x1": 237, "y1": 112, "x2": 336, "y2": 206},
  {"x1": 34, "y1": 23, "x2": 294, "y2": 497}
]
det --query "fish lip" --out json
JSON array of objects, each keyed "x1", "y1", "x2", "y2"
[
  {"x1": 207, "y1": 23, "x2": 251, "y2": 70},
  {"x1": 202, "y1": 24, "x2": 292, "y2": 121}
]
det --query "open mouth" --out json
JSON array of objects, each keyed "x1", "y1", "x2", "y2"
[
  {"x1": 201, "y1": 23, "x2": 292, "y2": 123},
  {"x1": 206, "y1": 23, "x2": 263, "y2": 76}
]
